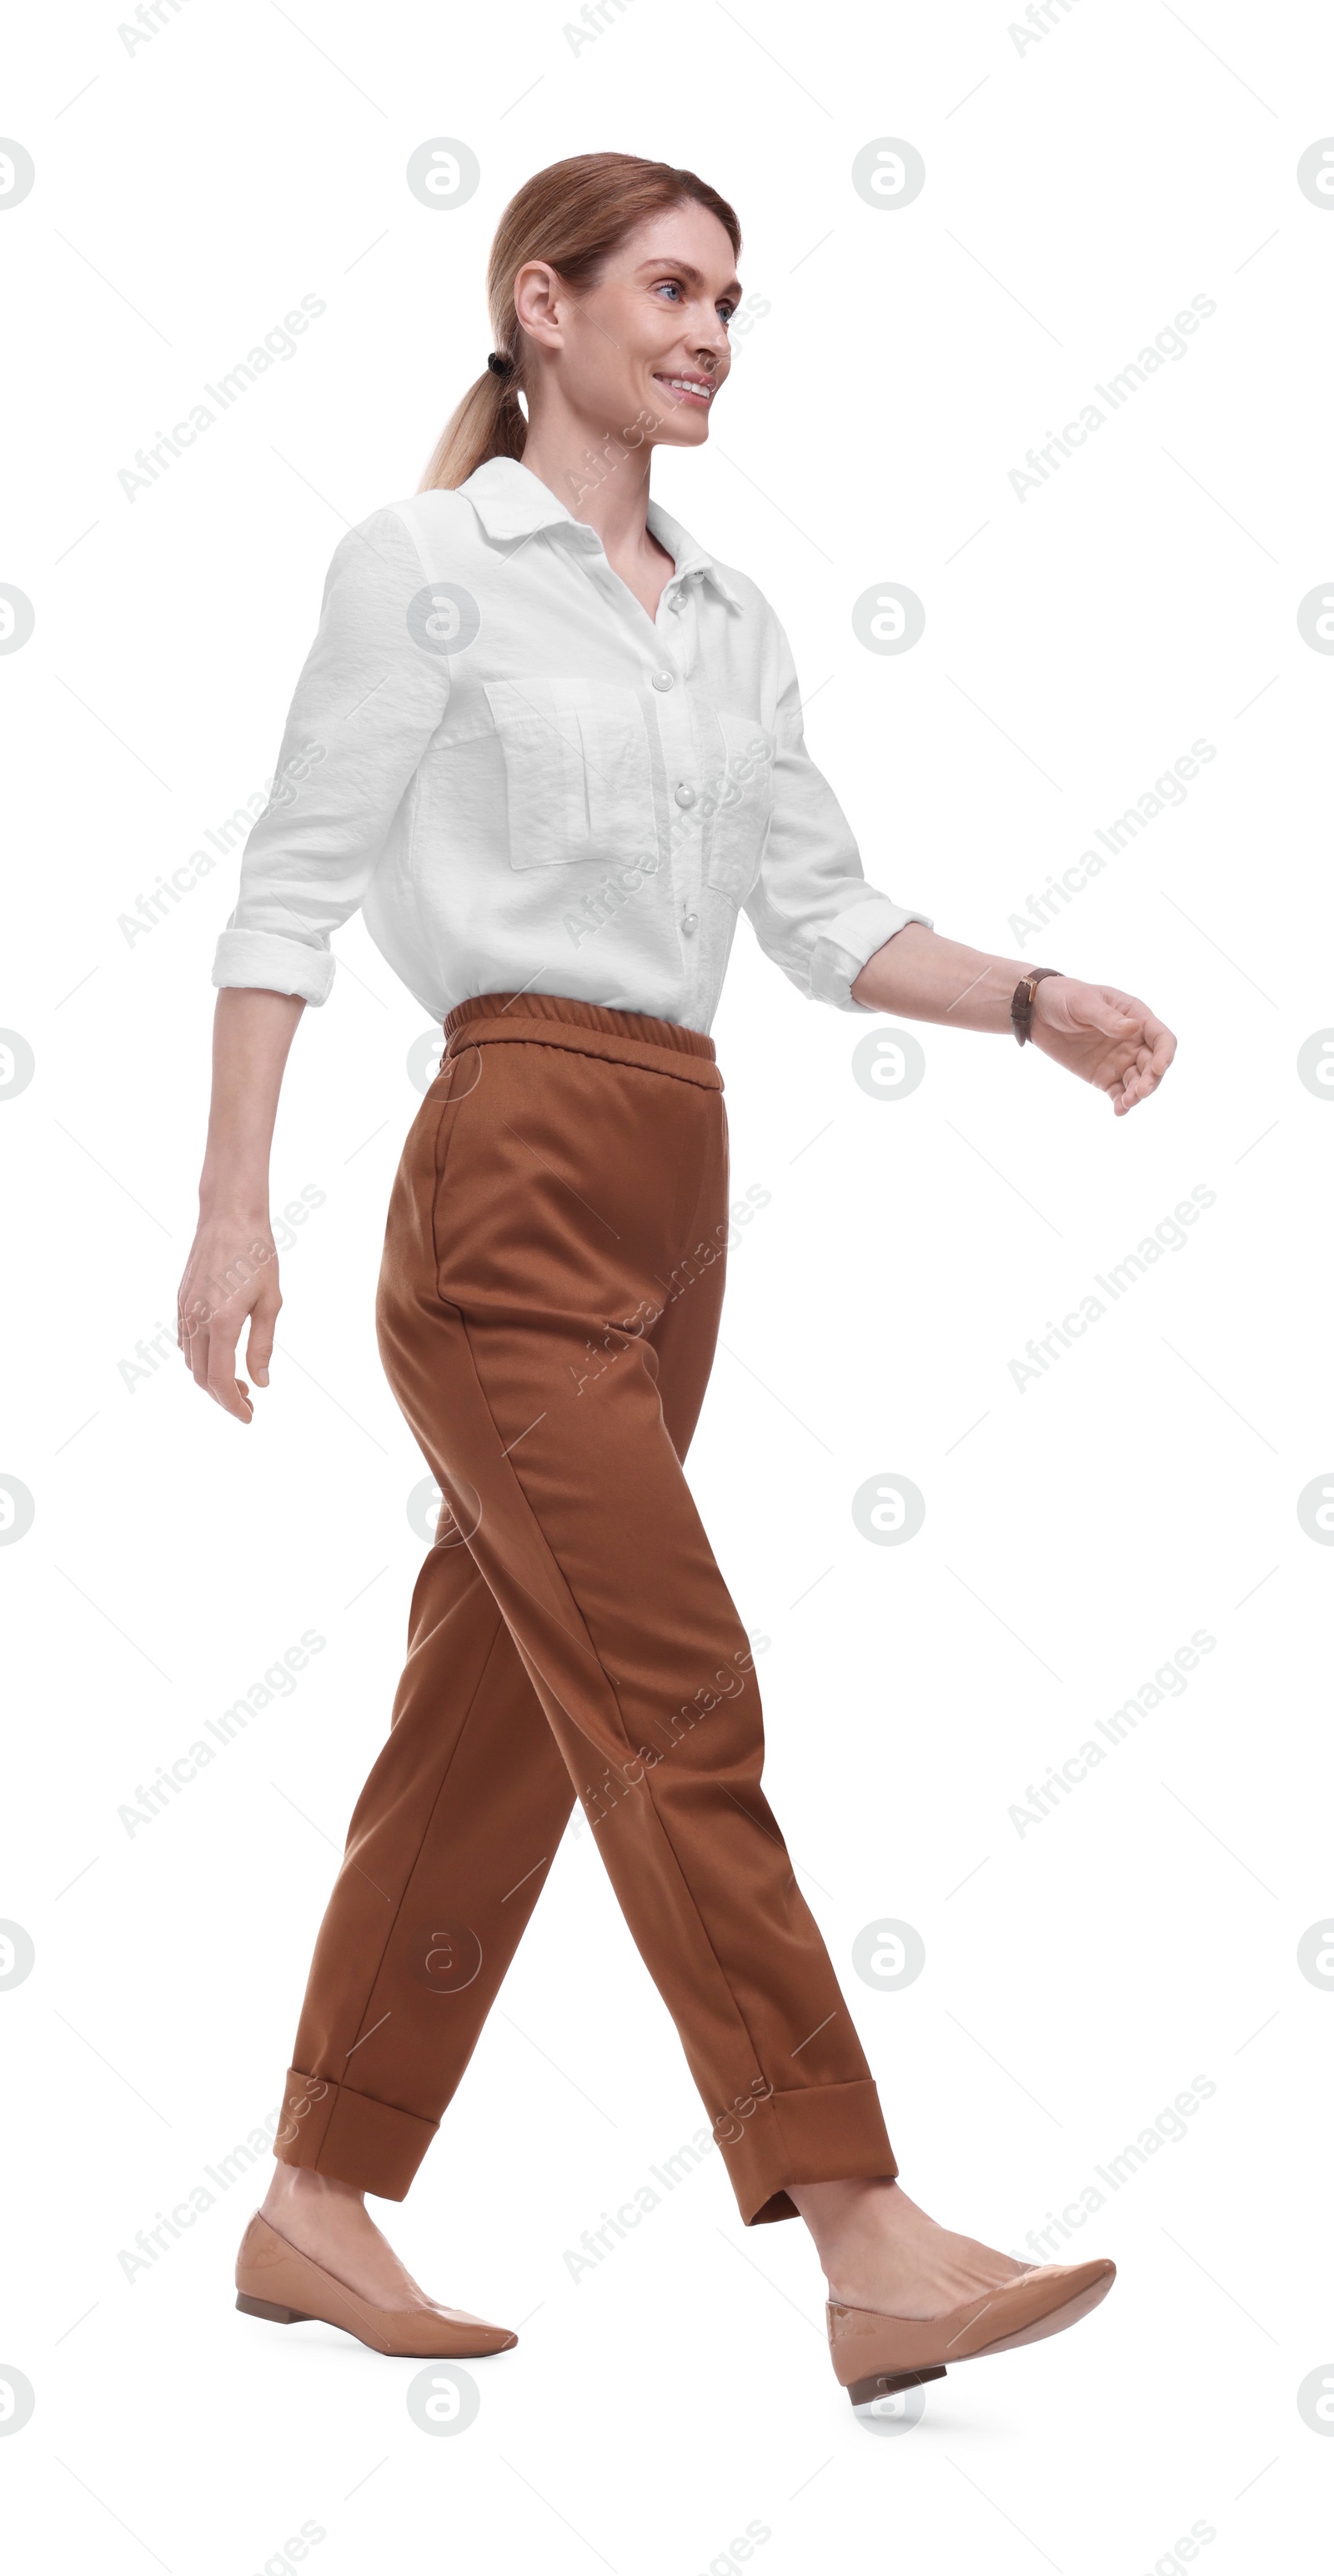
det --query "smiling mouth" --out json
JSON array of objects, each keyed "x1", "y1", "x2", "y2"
[{"x1": 654, "y1": 374, "x2": 715, "y2": 407}]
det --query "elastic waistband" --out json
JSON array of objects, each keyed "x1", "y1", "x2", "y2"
[{"x1": 442, "y1": 992, "x2": 723, "y2": 1092}]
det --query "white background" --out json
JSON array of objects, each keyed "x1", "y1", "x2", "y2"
[{"x1": 3, "y1": 2, "x2": 1332, "y2": 2568}]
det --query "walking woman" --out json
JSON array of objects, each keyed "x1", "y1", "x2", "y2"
[{"x1": 181, "y1": 153, "x2": 1174, "y2": 2407}]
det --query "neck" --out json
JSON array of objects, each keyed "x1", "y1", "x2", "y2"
[{"x1": 518, "y1": 406, "x2": 665, "y2": 567}]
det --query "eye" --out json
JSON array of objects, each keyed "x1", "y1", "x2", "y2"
[
  {"x1": 718, "y1": 301, "x2": 736, "y2": 325},
  {"x1": 654, "y1": 278, "x2": 684, "y2": 301}
]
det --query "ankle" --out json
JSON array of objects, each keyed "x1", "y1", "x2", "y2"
[
  {"x1": 263, "y1": 2162, "x2": 364, "y2": 2216},
  {"x1": 792, "y1": 2176, "x2": 905, "y2": 2275}
]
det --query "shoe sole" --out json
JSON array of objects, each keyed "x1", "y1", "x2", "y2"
[
  {"x1": 846, "y1": 2268, "x2": 1114, "y2": 2407},
  {"x1": 848, "y1": 2363, "x2": 946, "y2": 2405},
  {"x1": 235, "y1": 2287, "x2": 516, "y2": 2359}
]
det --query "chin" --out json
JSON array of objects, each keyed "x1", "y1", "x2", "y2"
[{"x1": 650, "y1": 404, "x2": 714, "y2": 448}]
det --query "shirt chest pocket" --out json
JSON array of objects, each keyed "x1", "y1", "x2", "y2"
[
  {"x1": 701, "y1": 710, "x2": 776, "y2": 897},
  {"x1": 484, "y1": 677, "x2": 654, "y2": 870}
]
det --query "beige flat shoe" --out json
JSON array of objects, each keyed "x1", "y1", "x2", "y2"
[
  {"x1": 234, "y1": 2210, "x2": 519, "y2": 2359},
  {"x1": 827, "y1": 2257, "x2": 1116, "y2": 2407}
]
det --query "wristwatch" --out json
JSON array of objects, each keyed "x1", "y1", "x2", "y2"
[{"x1": 1011, "y1": 967, "x2": 1064, "y2": 1047}]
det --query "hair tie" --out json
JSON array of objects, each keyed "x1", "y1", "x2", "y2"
[{"x1": 487, "y1": 351, "x2": 514, "y2": 378}]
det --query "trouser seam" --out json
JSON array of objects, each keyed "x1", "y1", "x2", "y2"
[
  {"x1": 454, "y1": 1304, "x2": 774, "y2": 2112},
  {"x1": 333, "y1": 1584, "x2": 511, "y2": 2084},
  {"x1": 429, "y1": 1052, "x2": 469, "y2": 1295}
]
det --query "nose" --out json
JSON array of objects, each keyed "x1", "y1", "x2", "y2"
[{"x1": 692, "y1": 310, "x2": 730, "y2": 369}]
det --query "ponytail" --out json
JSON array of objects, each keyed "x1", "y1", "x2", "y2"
[{"x1": 420, "y1": 364, "x2": 526, "y2": 493}]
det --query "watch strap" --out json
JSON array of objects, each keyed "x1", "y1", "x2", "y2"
[{"x1": 1012, "y1": 967, "x2": 1064, "y2": 1047}]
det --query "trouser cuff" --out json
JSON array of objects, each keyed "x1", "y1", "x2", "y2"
[
  {"x1": 271, "y1": 2067, "x2": 437, "y2": 2201},
  {"x1": 722, "y1": 2079, "x2": 898, "y2": 2225}
]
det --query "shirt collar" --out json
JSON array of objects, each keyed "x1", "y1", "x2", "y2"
[{"x1": 457, "y1": 456, "x2": 744, "y2": 611}]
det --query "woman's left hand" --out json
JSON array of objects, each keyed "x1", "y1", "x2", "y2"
[{"x1": 1031, "y1": 977, "x2": 1176, "y2": 1115}]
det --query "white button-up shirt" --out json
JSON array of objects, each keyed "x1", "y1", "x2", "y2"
[{"x1": 210, "y1": 456, "x2": 932, "y2": 1033}]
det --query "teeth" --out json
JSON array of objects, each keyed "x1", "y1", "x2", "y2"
[{"x1": 662, "y1": 376, "x2": 710, "y2": 399}]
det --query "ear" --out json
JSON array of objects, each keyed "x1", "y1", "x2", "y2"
[{"x1": 513, "y1": 259, "x2": 564, "y2": 353}]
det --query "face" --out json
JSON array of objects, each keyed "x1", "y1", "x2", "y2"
[{"x1": 513, "y1": 202, "x2": 741, "y2": 449}]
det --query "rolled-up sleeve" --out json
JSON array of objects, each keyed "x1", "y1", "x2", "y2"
[
  {"x1": 211, "y1": 508, "x2": 449, "y2": 1005},
  {"x1": 742, "y1": 609, "x2": 933, "y2": 1012}
]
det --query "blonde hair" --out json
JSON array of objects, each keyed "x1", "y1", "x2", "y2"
[{"x1": 419, "y1": 150, "x2": 741, "y2": 492}]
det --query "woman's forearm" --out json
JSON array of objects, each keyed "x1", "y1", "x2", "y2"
[
  {"x1": 198, "y1": 987, "x2": 306, "y2": 1212},
  {"x1": 851, "y1": 922, "x2": 1041, "y2": 1033}
]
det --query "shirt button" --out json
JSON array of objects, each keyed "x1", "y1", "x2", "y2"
[
  {"x1": 651, "y1": 670, "x2": 675, "y2": 691},
  {"x1": 680, "y1": 911, "x2": 699, "y2": 936},
  {"x1": 674, "y1": 783, "x2": 696, "y2": 808}
]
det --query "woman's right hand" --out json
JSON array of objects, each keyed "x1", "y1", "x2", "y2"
[
  {"x1": 183, "y1": 987, "x2": 308, "y2": 1422},
  {"x1": 178, "y1": 1208, "x2": 281, "y2": 1423}
]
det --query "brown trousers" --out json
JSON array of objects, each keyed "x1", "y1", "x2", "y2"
[{"x1": 274, "y1": 991, "x2": 897, "y2": 2223}]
